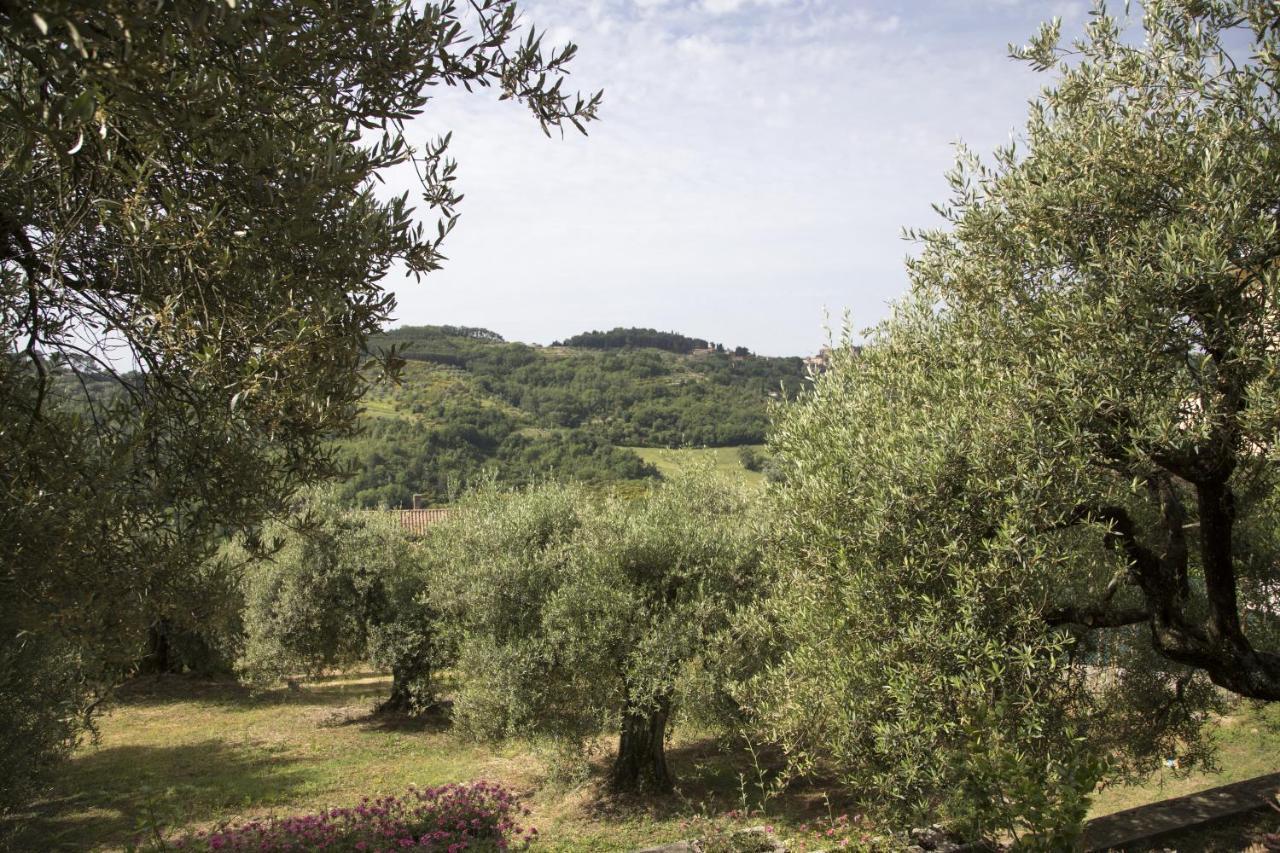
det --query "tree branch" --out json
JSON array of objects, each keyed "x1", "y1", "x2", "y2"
[{"x1": 1046, "y1": 603, "x2": 1150, "y2": 628}]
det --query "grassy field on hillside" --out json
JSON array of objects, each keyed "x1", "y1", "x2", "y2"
[
  {"x1": 7, "y1": 674, "x2": 1279, "y2": 851},
  {"x1": 627, "y1": 446, "x2": 766, "y2": 488}
]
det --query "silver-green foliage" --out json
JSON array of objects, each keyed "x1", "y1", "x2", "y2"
[
  {"x1": 757, "y1": 316, "x2": 1114, "y2": 847},
  {"x1": 0, "y1": 0, "x2": 597, "y2": 811},
  {"x1": 240, "y1": 490, "x2": 444, "y2": 711},
  {"x1": 755, "y1": 0, "x2": 1280, "y2": 844},
  {"x1": 429, "y1": 474, "x2": 763, "y2": 792}
]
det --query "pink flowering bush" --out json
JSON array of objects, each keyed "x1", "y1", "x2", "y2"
[
  {"x1": 789, "y1": 812, "x2": 881, "y2": 852},
  {"x1": 159, "y1": 781, "x2": 536, "y2": 851},
  {"x1": 675, "y1": 813, "x2": 779, "y2": 853}
]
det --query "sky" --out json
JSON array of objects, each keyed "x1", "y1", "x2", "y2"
[{"x1": 383, "y1": 0, "x2": 1095, "y2": 357}]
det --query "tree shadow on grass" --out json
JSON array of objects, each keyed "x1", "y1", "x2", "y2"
[
  {"x1": 578, "y1": 735, "x2": 862, "y2": 830},
  {"x1": 111, "y1": 672, "x2": 393, "y2": 712},
  {"x1": 338, "y1": 699, "x2": 455, "y2": 735},
  {"x1": 4, "y1": 740, "x2": 314, "y2": 851}
]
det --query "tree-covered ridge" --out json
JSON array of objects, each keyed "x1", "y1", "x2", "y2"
[
  {"x1": 338, "y1": 359, "x2": 658, "y2": 509},
  {"x1": 367, "y1": 325, "x2": 807, "y2": 446},
  {"x1": 341, "y1": 325, "x2": 804, "y2": 507},
  {"x1": 32, "y1": 322, "x2": 792, "y2": 511},
  {"x1": 554, "y1": 327, "x2": 716, "y2": 353}
]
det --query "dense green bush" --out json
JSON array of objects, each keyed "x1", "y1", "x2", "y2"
[
  {"x1": 737, "y1": 445, "x2": 764, "y2": 472},
  {"x1": 752, "y1": 318, "x2": 1113, "y2": 847},
  {"x1": 239, "y1": 490, "x2": 447, "y2": 712},
  {"x1": 0, "y1": 635, "x2": 83, "y2": 818},
  {"x1": 428, "y1": 474, "x2": 764, "y2": 792}
]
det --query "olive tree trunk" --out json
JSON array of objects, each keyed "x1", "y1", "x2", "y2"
[
  {"x1": 378, "y1": 661, "x2": 432, "y2": 715},
  {"x1": 140, "y1": 618, "x2": 179, "y2": 674},
  {"x1": 611, "y1": 695, "x2": 672, "y2": 793}
]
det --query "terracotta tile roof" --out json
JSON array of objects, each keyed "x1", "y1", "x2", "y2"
[{"x1": 397, "y1": 507, "x2": 452, "y2": 536}]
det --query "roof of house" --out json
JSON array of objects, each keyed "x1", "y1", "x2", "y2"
[{"x1": 397, "y1": 507, "x2": 452, "y2": 536}]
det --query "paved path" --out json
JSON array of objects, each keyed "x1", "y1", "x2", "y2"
[{"x1": 1083, "y1": 772, "x2": 1280, "y2": 851}]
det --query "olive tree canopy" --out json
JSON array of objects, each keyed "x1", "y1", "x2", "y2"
[
  {"x1": 905, "y1": 0, "x2": 1280, "y2": 699},
  {"x1": 430, "y1": 475, "x2": 763, "y2": 793},
  {"x1": 756, "y1": 0, "x2": 1280, "y2": 841},
  {"x1": 0, "y1": 0, "x2": 598, "y2": 810}
]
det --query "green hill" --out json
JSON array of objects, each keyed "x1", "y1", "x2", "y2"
[{"x1": 339, "y1": 325, "x2": 804, "y2": 507}]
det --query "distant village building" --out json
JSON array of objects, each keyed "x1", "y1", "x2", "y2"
[
  {"x1": 395, "y1": 493, "x2": 452, "y2": 536},
  {"x1": 803, "y1": 344, "x2": 863, "y2": 374},
  {"x1": 397, "y1": 507, "x2": 452, "y2": 536},
  {"x1": 804, "y1": 346, "x2": 833, "y2": 373}
]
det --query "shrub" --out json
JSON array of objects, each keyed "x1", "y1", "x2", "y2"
[
  {"x1": 751, "y1": 321, "x2": 1109, "y2": 847},
  {"x1": 0, "y1": 634, "x2": 83, "y2": 817}
]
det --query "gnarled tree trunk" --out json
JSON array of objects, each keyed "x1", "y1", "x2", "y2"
[
  {"x1": 378, "y1": 661, "x2": 432, "y2": 715},
  {"x1": 611, "y1": 695, "x2": 672, "y2": 793}
]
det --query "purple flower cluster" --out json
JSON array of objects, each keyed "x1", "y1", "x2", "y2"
[{"x1": 167, "y1": 781, "x2": 537, "y2": 852}]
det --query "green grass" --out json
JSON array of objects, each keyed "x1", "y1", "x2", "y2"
[
  {"x1": 8, "y1": 676, "x2": 1280, "y2": 851},
  {"x1": 4, "y1": 675, "x2": 857, "y2": 851},
  {"x1": 626, "y1": 446, "x2": 765, "y2": 488},
  {"x1": 358, "y1": 398, "x2": 404, "y2": 419},
  {"x1": 1090, "y1": 700, "x2": 1280, "y2": 818}
]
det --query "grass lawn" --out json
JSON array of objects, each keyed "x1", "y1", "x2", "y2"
[
  {"x1": 7, "y1": 675, "x2": 1279, "y2": 851},
  {"x1": 1090, "y1": 699, "x2": 1280, "y2": 818},
  {"x1": 626, "y1": 446, "x2": 765, "y2": 488},
  {"x1": 5, "y1": 674, "x2": 859, "y2": 852}
]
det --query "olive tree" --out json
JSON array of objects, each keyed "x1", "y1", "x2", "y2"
[
  {"x1": 755, "y1": 0, "x2": 1280, "y2": 843},
  {"x1": 430, "y1": 475, "x2": 763, "y2": 793},
  {"x1": 0, "y1": 0, "x2": 598, "y2": 810},
  {"x1": 240, "y1": 490, "x2": 447, "y2": 713}
]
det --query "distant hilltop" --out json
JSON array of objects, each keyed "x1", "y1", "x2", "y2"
[
  {"x1": 377, "y1": 324, "x2": 781, "y2": 358},
  {"x1": 374, "y1": 323, "x2": 842, "y2": 369},
  {"x1": 802, "y1": 343, "x2": 863, "y2": 373},
  {"x1": 551, "y1": 327, "x2": 752, "y2": 357}
]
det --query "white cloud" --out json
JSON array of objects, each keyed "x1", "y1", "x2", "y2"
[
  {"x1": 700, "y1": 0, "x2": 790, "y2": 15},
  {"x1": 382, "y1": 1, "x2": 1082, "y2": 355},
  {"x1": 675, "y1": 33, "x2": 725, "y2": 60},
  {"x1": 701, "y1": 0, "x2": 748, "y2": 13}
]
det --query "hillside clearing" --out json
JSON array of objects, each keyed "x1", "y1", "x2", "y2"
[{"x1": 625, "y1": 446, "x2": 766, "y2": 488}]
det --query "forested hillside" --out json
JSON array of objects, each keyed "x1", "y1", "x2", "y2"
[{"x1": 341, "y1": 325, "x2": 805, "y2": 507}]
